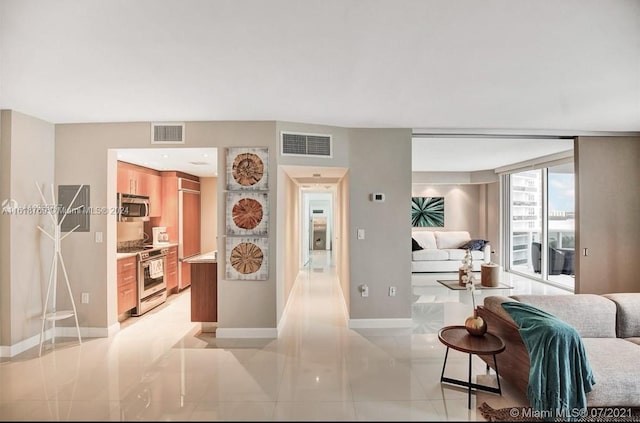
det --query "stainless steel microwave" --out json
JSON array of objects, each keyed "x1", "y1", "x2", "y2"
[{"x1": 117, "y1": 193, "x2": 150, "y2": 222}]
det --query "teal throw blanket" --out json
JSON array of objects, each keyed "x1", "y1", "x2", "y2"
[{"x1": 502, "y1": 302, "x2": 595, "y2": 421}]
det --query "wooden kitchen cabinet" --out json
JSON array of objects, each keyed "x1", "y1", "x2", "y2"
[
  {"x1": 157, "y1": 172, "x2": 201, "y2": 291},
  {"x1": 117, "y1": 161, "x2": 162, "y2": 217},
  {"x1": 165, "y1": 246, "x2": 178, "y2": 293},
  {"x1": 190, "y1": 261, "x2": 217, "y2": 322},
  {"x1": 117, "y1": 256, "x2": 137, "y2": 315},
  {"x1": 147, "y1": 173, "x2": 162, "y2": 217}
]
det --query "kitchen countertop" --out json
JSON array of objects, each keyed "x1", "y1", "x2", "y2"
[
  {"x1": 116, "y1": 242, "x2": 179, "y2": 260},
  {"x1": 185, "y1": 251, "x2": 217, "y2": 264}
]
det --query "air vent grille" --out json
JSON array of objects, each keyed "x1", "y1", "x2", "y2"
[
  {"x1": 281, "y1": 132, "x2": 331, "y2": 157},
  {"x1": 152, "y1": 123, "x2": 185, "y2": 144}
]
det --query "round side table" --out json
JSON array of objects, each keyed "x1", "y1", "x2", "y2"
[{"x1": 438, "y1": 325, "x2": 506, "y2": 409}]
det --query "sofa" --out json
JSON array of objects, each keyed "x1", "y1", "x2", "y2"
[
  {"x1": 478, "y1": 293, "x2": 640, "y2": 407},
  {"x1": 411, "y1": 230, "x2": 490, "y2": 272}
]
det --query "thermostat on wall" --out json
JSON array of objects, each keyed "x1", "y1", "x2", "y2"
[{"x1": 370, "y1": 193, "x2": 385, "y2": 202}]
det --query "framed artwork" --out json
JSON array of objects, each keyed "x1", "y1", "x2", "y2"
[
  {"x1": 225, "y1": 237, "x2": 269, "y2": 280},
  {"x1": 411, "y1": 196, "x2": 444, "y2": 227},
  {"x1": 226, "y1": 191, "x2": 269, "y2": 236},
  {"x1": 226, "y1": 147, "x2": 269, "y2": 190}
]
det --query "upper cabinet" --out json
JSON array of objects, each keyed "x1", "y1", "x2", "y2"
[{"x1": 117, "y1": 161, "x2": 163, "y2": 217}]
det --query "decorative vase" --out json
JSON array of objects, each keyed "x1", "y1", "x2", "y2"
[{"x1": 465, "y1": 310, "x2": 487, "y2": 336}]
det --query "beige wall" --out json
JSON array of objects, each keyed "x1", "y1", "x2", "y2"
[
  {"x1": 279, "y1": 170, "x2": 300, "y2": 324},
  {"x1": 0, "y1": 110, "x2": 55, "y2": 347},
  {"x1": 485, "y1": 182, "x2": 500, "y2": 264},
  {"x1": 410, "y1": 182, "x2": 500, "y2": 263},
  {"x1": 199, "y1": 177, "x2": 218, "y2": 253},
  {"x1": 336, "y1": 173, "x2": 350, "y2": 313},
  {"x1": 575, "y1": 136, "x2": 640, "y2": 294},
  {"x1": 0, "y1": 112, "x2": 10, "y2": 345},
  {"x1": 55, "y1": 121, "x2": 278, "y2": 332},
  {"x1": 349, "y1": 128, "x2": 412, "y2": 320},
  {"x1": 411, "y1": 184, "x2": 483, "y2": 237}
]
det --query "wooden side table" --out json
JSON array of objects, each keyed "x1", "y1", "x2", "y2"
[{"x1": 438, "y1": 325, "x2": 506, "y2": 409}]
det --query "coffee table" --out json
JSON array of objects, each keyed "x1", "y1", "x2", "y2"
[{"x1": 438, "y1": 325, "x2": 505, "y2": 409}]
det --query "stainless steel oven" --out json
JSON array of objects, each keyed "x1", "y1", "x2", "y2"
[{"x1": 133, "y1": 247, "x2": 168, "y2": 316}]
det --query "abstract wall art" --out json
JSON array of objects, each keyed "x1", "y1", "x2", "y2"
[
  {"x1": 226, "y1": 191, "x2": 269, "y2": 236},
  {"x1": 225, "y1": 236, "x2": 269, "y2": 280},
  {"x1": 226, "y1": 147, "x2": 269, "y2": 191},
  {"x1": 411, "y1": 196, "x2": 444, "y2": 227}
]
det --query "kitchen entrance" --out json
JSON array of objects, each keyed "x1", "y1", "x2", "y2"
[{"x1": 113, "y1": 147, "x2": 218, "y2": 323}]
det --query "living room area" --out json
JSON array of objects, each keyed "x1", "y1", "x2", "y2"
[{"x1": 2, "y1": 1, "x2": 640, "y2": 421}]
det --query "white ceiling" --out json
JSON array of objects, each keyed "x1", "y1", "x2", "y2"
[
  {"x1": 1, "y1": 1, "x2": 638, "y2": 175},
  {"x1": 117, "y1": 148, "x2": 217, "y2": 177},
  {"x1": 412, "y1": 137, "x2": 574, "y2": 172}
]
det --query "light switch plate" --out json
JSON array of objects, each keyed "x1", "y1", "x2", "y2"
[
  {"x1": 95, "y1": 232, "x2": 103, "y2": 243},
  {"x1": 357, "y1": 229, "x2": 365, "y2": 240}
]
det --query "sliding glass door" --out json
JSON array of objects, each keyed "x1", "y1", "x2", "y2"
[
  {"x1": 546, "y1": 163, "x2": 575, "y2": 288},
  {"x1": 506, "y1": 162, "x2": 575, "y2": 290},
  {"x1": 509, "y1": 170, "x2": 542, "y2": 278}
]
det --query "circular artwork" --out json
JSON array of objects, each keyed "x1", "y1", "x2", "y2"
[
  {"x1": 230, "y1": 242, "x2": 264, "y2": 274},
  {"x1": 232, "y1": 198, "x2": 263, "y2": 230},
  {"x1": 232, "y1": 153, "x2": 264, "y2": 187}
]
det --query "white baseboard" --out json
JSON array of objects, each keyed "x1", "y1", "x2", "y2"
[
  {"x1": 348, "y1": 318, "x2": 413, "y2": 329},
  {"x1": 216, "y1": 327, "x2": 278, "y2": 339},
  {"x1": 0, "y1": 333, "x2": 40, "y2": 357},
  {"x1": 0, "y1": 325, "x2": 115, "y2": 358}
]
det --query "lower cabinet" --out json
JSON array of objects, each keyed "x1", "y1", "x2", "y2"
[
  {"x1": 166, "y1": 246, "x2": 178, "y2": 293},
  {"x1": 117, "y1": 256, "x2": 137, "y2": 315}
]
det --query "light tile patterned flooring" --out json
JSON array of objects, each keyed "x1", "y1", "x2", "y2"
[{"x1": 0, "y1": 252, "x2": 570, "y2": 421}]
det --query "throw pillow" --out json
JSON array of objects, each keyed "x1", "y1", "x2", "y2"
[
  {"x1": 412, "y1": 238, "x2": 424, "y2": 251},
  {"x1": 459, "y1": 239, "x2": 488, "y2": 251}
]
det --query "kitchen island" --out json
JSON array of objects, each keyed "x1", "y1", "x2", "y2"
[{"x1": 185, "y1": 251, "x2": 217, "y2": 323}]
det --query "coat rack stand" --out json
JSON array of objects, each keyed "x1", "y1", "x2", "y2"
[{"x1": 35, "y1": 182, "x2": 83, "y2": 356}]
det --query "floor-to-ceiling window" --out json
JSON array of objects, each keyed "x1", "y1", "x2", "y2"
[{"x1": 505, "y1": 160, "x2": 575, "y2": 291}]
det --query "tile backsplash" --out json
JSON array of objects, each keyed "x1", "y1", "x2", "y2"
[{"x1": 117, "y1": 221, "x2": 144, "y2": 243}]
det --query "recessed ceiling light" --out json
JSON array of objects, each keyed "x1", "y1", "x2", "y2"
[
  {"x1": 162, "y1": 154, "x2": 169, "y2": 158},
  {"x1": 202, "y1": 153, "x2": 209, "y2": 158}
]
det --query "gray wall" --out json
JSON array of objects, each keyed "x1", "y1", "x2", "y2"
[
  {"x1": 0, "y1": 110, "x2": 55, "y2": 347},
  {"x1": 349, "y1": 128, "x2": 412, "y2": 320},
  {"x1": 575, "y1": 136, "x2": 640, "y2": 294}
]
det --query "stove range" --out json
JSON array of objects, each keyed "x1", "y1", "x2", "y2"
[{"x1": 117, "y1": 245, "x2": 163, "y2": 254}]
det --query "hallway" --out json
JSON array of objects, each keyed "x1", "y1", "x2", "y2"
[{"x1": 0, "y1": 251, "x2": 527, "y2": 421}]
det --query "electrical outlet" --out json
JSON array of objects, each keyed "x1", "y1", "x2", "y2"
[
  {"x1": 389, "y1": 286, "x2": 397, "y2": 296},
  {"x1": 81, "y1": 292, "x2": 89, "y2": 304}
]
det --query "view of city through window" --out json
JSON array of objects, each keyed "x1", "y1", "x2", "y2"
[{"x1": 509, "y1": 162, "x2": 575, "y2": 289}]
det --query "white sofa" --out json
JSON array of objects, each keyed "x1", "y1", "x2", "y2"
[{"x1": 412, "y1": 230, "x2": 490, "y2": 272}]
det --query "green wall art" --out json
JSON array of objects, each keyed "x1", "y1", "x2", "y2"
[{"x1": 411, "y1": 196, "x2": 444, "y2": 227}]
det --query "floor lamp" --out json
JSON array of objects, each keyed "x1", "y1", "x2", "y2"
[{"x1": 35, "y1": 182, "x2": 83, "y2": 356}]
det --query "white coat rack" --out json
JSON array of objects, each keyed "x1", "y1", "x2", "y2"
[{"x1": 35, "y1": 182, "x2": 83, "y2": 356}]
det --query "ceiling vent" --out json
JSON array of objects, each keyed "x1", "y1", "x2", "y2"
[
  {"x1": 281, "y1": 132, "x2": 332, "y2": 158},
  {"x1": 152, "y1": 122, "x2": 185, "y2": 144}
]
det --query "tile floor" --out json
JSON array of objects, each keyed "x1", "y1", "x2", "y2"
[{"x1": 0, "y1": 252, "x2": 571, "y2": 421}]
